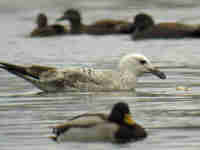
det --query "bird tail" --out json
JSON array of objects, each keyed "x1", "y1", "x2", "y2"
[
  {"x1": 0, "y1": 62, "x2": 56, "y2": 88},
  {"x1": 48, "y1": 125, "x2": 67, "y2": 142},
  {"x1": 0, "y1": 62, "x2": 39, "y2": 79}
]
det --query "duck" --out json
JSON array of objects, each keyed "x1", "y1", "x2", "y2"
[
  {"x1": 132, "y1": 13, "x2": 200, "y2": 40},
  {"x1": 49, "y1": 102, "x2": 147, "y2": 143},
  {"x1": 30, "y1": 13, "x2": 68, "y2": 37},
  {"x1": 0, "y1": 53, "x2": 166, "y2": 92},
  {"x1": 56, "y1": 8, "x2": 135, "y2": 35}
]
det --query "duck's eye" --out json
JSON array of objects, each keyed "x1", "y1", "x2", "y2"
[{"x1": 139, "y1": 60, "x2": 147, "y2": 64}]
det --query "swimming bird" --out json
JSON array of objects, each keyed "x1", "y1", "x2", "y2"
[
  {"x1": 49, "y1": 102, "x2": 147, "y2": 143},
  {"x1": 30, "y1": 13, "x2": 68, "y2": 37},
  {"x1": 56, "y1": 8, "x2": 135, "y2": 34},
  {"x1": 132, "y1": 13, "x2": 200, "y2": 40},
  {"x1": 0, "y1": 53, "x2": 166, "y2": 92}
]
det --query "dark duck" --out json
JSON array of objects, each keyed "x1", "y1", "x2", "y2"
[
  {"x1": 132, "y1": 13, "x2": 200, "y2": 40},
  {"x1": 30, "y1": 13, "x2": 68, "y2": 37},
  {"x1": 57, "y1": 9, "x2": 135, "y2": 35},
  {"x1": 49, "y1": 102, "x2": 147, "y2": 143}
]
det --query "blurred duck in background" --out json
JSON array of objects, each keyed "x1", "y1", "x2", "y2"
[
  {"x1": 30, "y1": 13, "x2": 68, "y2": 37},
  {"x1": 132, "y1": 13, "x2": 200, "y2": 40},
  {"x1": 57, "y1": 8, "x2": 135, "y2": 35}
]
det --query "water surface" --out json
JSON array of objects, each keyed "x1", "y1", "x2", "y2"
[{"x1": 1, "y1": 0, "x2": 200, "y2": 150}]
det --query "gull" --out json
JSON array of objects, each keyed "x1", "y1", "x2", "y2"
[{"x1": 0, "y1": 53, "x2": 166, "y2": 92}]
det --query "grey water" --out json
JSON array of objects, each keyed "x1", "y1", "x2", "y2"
[{"x1": 1, "y1": 0, "x2": 200, "y2": 150}]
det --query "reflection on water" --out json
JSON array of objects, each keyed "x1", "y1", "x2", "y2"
[{"x1": 1, "y1": 0, "x2": 200, "y2": 150}]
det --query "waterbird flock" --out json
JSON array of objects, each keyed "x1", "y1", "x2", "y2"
[
  {"x1": 1, "y1": 7, "x2": 199, "y2": 144},
  {"x1": 30, "y1": 8, "x2": 200, "y2": 39}
]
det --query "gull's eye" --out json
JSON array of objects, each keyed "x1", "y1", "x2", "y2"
[{"x1": 139, "y1": 60, "x2": 147, "y2": 65}]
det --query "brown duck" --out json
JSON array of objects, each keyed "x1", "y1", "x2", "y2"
[
  {"x1": 57, "y1": 8, "x2": 135, "y2": 35},
  {"x1": 132, "y1": 13, "x2": 200, "y2": 40},
  {"x1": 30, "y1": 13, "x2": 68, "y2": 37}
]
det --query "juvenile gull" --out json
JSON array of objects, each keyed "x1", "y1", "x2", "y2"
[{"x1": 0, "y1": 53, "x2": 166, "y2": 92}]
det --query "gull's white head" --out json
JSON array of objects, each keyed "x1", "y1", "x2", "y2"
[{"x1": 119, "y1": 53, "x2": 166, "y2": 79}]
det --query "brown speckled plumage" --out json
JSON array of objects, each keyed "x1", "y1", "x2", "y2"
[{"x1": 0, "y1": 53, "x2": 166, "y2": 92}]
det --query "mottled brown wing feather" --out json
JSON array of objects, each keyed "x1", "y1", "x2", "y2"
[
  {"x1": 0, "y1": 62, "x2": 56, "y2": 79},
  {"x1": 27, "y1": 65, "x2": 56, "y2": 78},
  {"x1": 63, "y1": 71, "x2": 101, "y2": 88}
]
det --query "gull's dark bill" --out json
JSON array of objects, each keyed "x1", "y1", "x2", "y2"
[{"x1": 151, "y1": 69, "x2": 167, "y2": 79}]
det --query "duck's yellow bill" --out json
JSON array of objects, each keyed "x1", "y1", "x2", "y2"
[
  {"x1": 48, "y1": 135, "x2": 57, "y2": 141},
  {"x1": 124, "y1": 114, "x2": 136, "y2": 125}
]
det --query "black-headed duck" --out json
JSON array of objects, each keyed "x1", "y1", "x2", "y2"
[
  {"x1": 30, "y1": 13, "x2": 68, "y2": 37},
  {"x1": 49, "y1": 102, "x2": 147, "y2": 143},
  {"x1": 0, "y1": 53, "x2": 166, "y2": 92},
  {"x1": 57, "y1": 8, "x2": 135, "y2": 35},
  {"x1": 132, "y1": 13, "x2": 200, "y2": 40}
]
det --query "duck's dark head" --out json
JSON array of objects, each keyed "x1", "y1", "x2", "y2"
[
  {"x1": 108, "y1": 102, "x2": 136, "y2": 126},
  {"x1": 37, "y1": 13, "x2": 48, "y2": 28},
  {"x1": 57, "y1": 8, "x2": 81, "y2": 23},
  {"x1": 134, "y1": 13, "x2": 155, "y2": 31}
]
